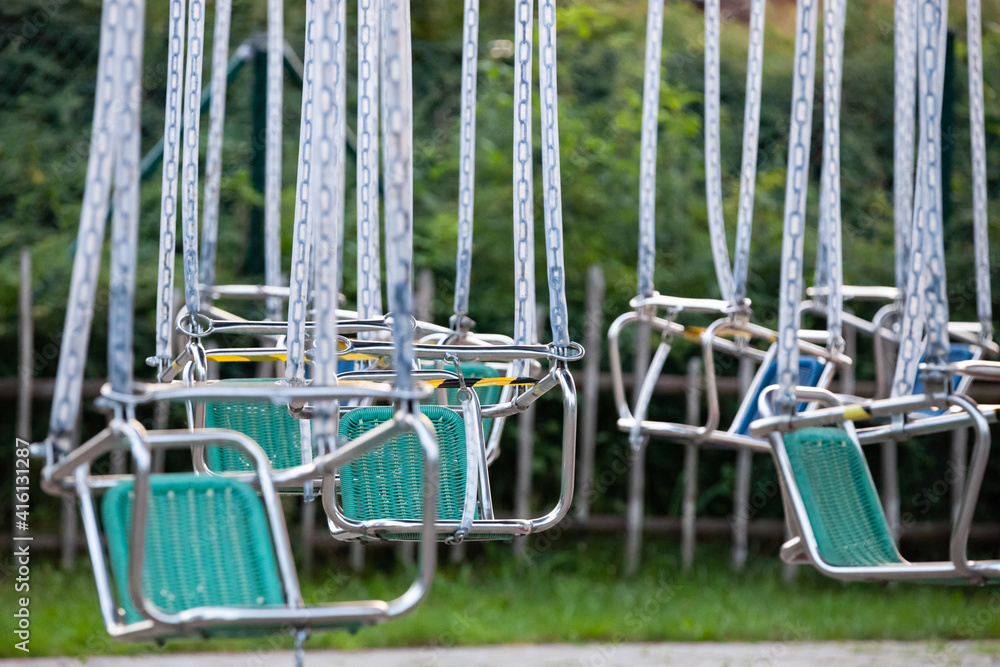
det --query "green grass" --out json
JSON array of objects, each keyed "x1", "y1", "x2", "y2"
[{"x1": 4, "y1": 537, "x2": 1000, "y2": 658}]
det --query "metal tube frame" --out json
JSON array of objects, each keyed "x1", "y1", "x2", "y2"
[
  {"x1": 750, "y1": 384, "x2": 1000, "y2": 583},
  {"x1": 608, "y1": 300, "x2": 851, "y2": 453},
  {"x1": 43, "y1": 414, "x2": 439, "y2": 641},
  {"x1": 324, "y1": 365, "x2": 576, "y2": 540}
]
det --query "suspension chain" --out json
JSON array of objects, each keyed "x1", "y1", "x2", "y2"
[
  {"x1": 893, "y1": 0, "x2": 917, "y2": 294},
  {"x1": 816, "y1": 0, "x2": 845, "y2": 344},
  {"x1": 636, "y1": 0, "x2": 663, "y2": 300},
  {"x1": 285, "y1": 0, "x2": 317, "y2": 383},
  {"x1": 357, "y1": 0, "x2": 384, "y2": 332},
  {"x1": 180, "y1": 0, "x2": 206, "y2": 321},
  {"x1": 108, "y1": 0, "x2": 146, "y2": 394},
  {"x1": 265, "y1": 0, "x2": 285, "y2": 321},
  {"x1": 312, "y1": 0, "x2": 348, "y2": 437},
  {"x1": 48, "y1": 0, "x2": 123, "y2": 451},
  {"x1": 892, "y1": 0, "x2": 950, "y2": 397},
  {"x1": 512, "y1": 0, "x2": 536, "y2": 361},
  {"x1": 452, "y1": 0, "x2": 480, "y2": 329},
  {"x1": 538, "y1": 0, "x2": 569, "y2": 349},
  {"x1": 382, "y1": 0, "x2": 416, "y2": 391},
  {"x1": 775, "y1": 0, "x2": 819, "y2": 410},
  {"x1": 199, "y1": 0, "x2": 233, "y2": 298}
]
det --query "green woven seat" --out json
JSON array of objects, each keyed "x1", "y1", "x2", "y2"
[
  {"x1": 205, "y1": 379, "x2": 308, "y2": 472},
  {"x1": 338, "y1": 406, "x2": 477, "y2": 523},
  {"x1": 424, "y1": 362, "x2": 504, "y2": 440},
  {"x1": 783, "y1": 428, "x2": 903, "y2": 567},
  {"x1": 102, "y1": 475, "x2": 286, "y2": 627}
]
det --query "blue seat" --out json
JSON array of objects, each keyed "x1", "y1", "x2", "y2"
[{"x1": 733, "y1": 356, "x2": 826, "y2": 436}]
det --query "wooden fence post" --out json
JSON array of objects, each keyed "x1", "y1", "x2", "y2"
[
  {"x1": 731, "y1": 355, "x2": 755, "y2": 571},
  {"x1": 681, "y1": 356, "x2": 701, "y2": 572},
  {"x1": 575, "y1": 265, "x2": 605, "y2": 521},
  {"x1": 624, "y1": 319, "x2": 651, "y2": 575}
]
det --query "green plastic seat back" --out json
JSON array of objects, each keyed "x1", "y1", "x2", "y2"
[
  {"x1": 425, "y1": 362, "x2": 503, "y2": 442},
  {"x1": 102, "y1": 474, "x2": 286, "y2": 625},
  {"x1": 782, "y1": 428, "x2": 903, "y2": 567},
  {"x1": 205, "y1": 379, "x2": 306, "y2": 472},
  {"x1": 338, "y1": 406, "x2": 474, "y2": 522}
]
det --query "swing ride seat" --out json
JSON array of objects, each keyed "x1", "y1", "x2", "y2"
[
  {"x1": 782, "y1": 428, "x2": 903, "y2": 567},
  {"x1": 338, "y1": 405, "x2": 510, "y2": 541},
  {"x1": 732, "y1": 356, "x2": 827, "y2": 437},
  {"x1": 204, "y1": 379, "x2": 308, "y2": 473},
  {"x1": 102, "y1": 474, "x2": 302, "y2": 636}
]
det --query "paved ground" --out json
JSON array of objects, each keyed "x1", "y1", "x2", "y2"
[{"x1": 4, "y1": 642, "x2": 1000, "y2": 666}]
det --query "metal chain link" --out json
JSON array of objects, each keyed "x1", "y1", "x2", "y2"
[
  {"x1": 966, "y1": 0, "x2": 992, "y2": 342},
  {"x1": 775, "y1": 0, "x2": 818, "y2": 411},
  {"x1": 265, "y1": 0, "x2": 285, "y2": 321},
  {"x1": 730, "y1": 0, "x2": 766, "y2": 307},
  {"x1": 312, "y1": 0, "x2": 347, "y2": 437},
  {"x1": 893, "y1": 0, "x2": 917, "y2": 294},
  {"x1": 199, "y1": 0, "x2": 233, "y2": 298},
  {"x1": 357, "y1": 0, "x2": 383, "y2": 334},
  {"x1": 705, "y1": 0, "x2": 766, "y2": 308},
  {"x1": 892, "y1": 0, "x2": 950, "y2": 397},
  {"x1": 108, "y1": 0, "x2": 146, "y2": 394},
  {"x1": 538, "y1": 0, "x2": 568, "y2": 349},
  {"x1": 636, "y1": 0, "x2": 663, "y2": 299},
  {"x1": 816, "y1": 0, "x2": 845, "y2": 344},
  {"x1": 153, "y1": 0, "x2": 186, "y2": 373},
  {"x1": 512, "y1": 0, "x2": 536, "y2": 358},
  {"x1": 703, "y1": 0, "x2": 735, "y2": 304},
  {"x1": 382, "y1": 0, "x2": 416, "y2": 391},
  {"x1": 180, "y1": 0, "x2": 206, "y2": 321},
  {"x1": 285, "y1": 0, "x2": 317, "y2": 383},
  {"x1": 48, "y1": 0, "x2": 123, "y2": 451},
  {"x1": 451, "y1": 0, "x2": 479, "y2": 327}
]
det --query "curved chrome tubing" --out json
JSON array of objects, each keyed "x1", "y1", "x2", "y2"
[
  {"x1": 324, "y1": 366, "x2": 578, "y2": 540},
  {"x1": 750, "y1": 384, "x2": 1000, "y2": 583},
  {"x1": 42, "y1": 415, "x2": 440, "y2": 641},
  {"x1": 608, "y1": 299, "x2": 850, "y2": 452}
]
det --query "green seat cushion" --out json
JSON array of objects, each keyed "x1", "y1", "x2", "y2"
[
  {"x1": 424, "y1": 362, "x2": 503, "y2": 439},
  {"x1": 783, "y1": 428, "x2": 903, "y2": 568},
  {"x1": 102, "y1": 474, "x2": 286, "y2": 626},
  {"x1": 205, "y1": 379, "x2": 308, "y2": 472},
  {"x1": 338, "y1": 406, "x2": 475, "y2": 523}
]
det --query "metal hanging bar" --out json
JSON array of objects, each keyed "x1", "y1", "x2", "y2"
[
  {"x1": 775, "y1": 0, "x2": 819, "y2": 410},
  {"x1": 451, "y1": 0, "x2": 479, "y2": 331},
  {"x1": 538, "y1": 0, "x2": 569, "y2": 349},
  {"x1": 265, "y1": 0, "x2": 285, "y2": 321},
  {"x1": 893, "y1": 0, "x2": 917, "y2": 295},
  {"x1": 180, "y1": 0, "x2": 206, "y2": 323},
  {"x1": 966, "y1": 0, "x2": 992, "y2": 343},
  {"x1": 107, "y1": 0, "x2": 146, "y2": 395},
  {"x1": 285, "y1": 0, "x2": 317, "y2": 384},
  {"x1": 152, "y1": 0, "x2": 186, "y2": 375},
  {"x1": 312, "y1": 0, "x2": 348, "y2": 441},
  {"x1": 816, "y1": 0, "x2": 846, "y2": 345},
  {"x1": 512, "y1": 0, "x2": 536, "y2": 358},
  {"x1": 891, "y1": 0, "x2": 950, "y2": 398},
  {"x1": 198, "y1": 0, "x2": 233, "y2": 298},
  {"x1": 357, "y1": 0, "x2": 383, "y2": 328},
  {"x1": 636, "y1": 0, "x2": 663, "y2": 300},
  {"x1": 703, "y1": 0, "x2": 735, "y2": 304},
  {"x1": 48, "y1": 0, "x2": 123, "y2": 453},
  {"x1": 382, "y1": 0, "x2": 416, "y2": 392},
  {"x1": 704, "y1": 0, "x2": 766, "y2": 308},
  {"x1": 451, "y1": 0, "x2": 480, "y2": 330},
  {"x1": 730, "y1": 0, "x2": 766, "y2": 306}
]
